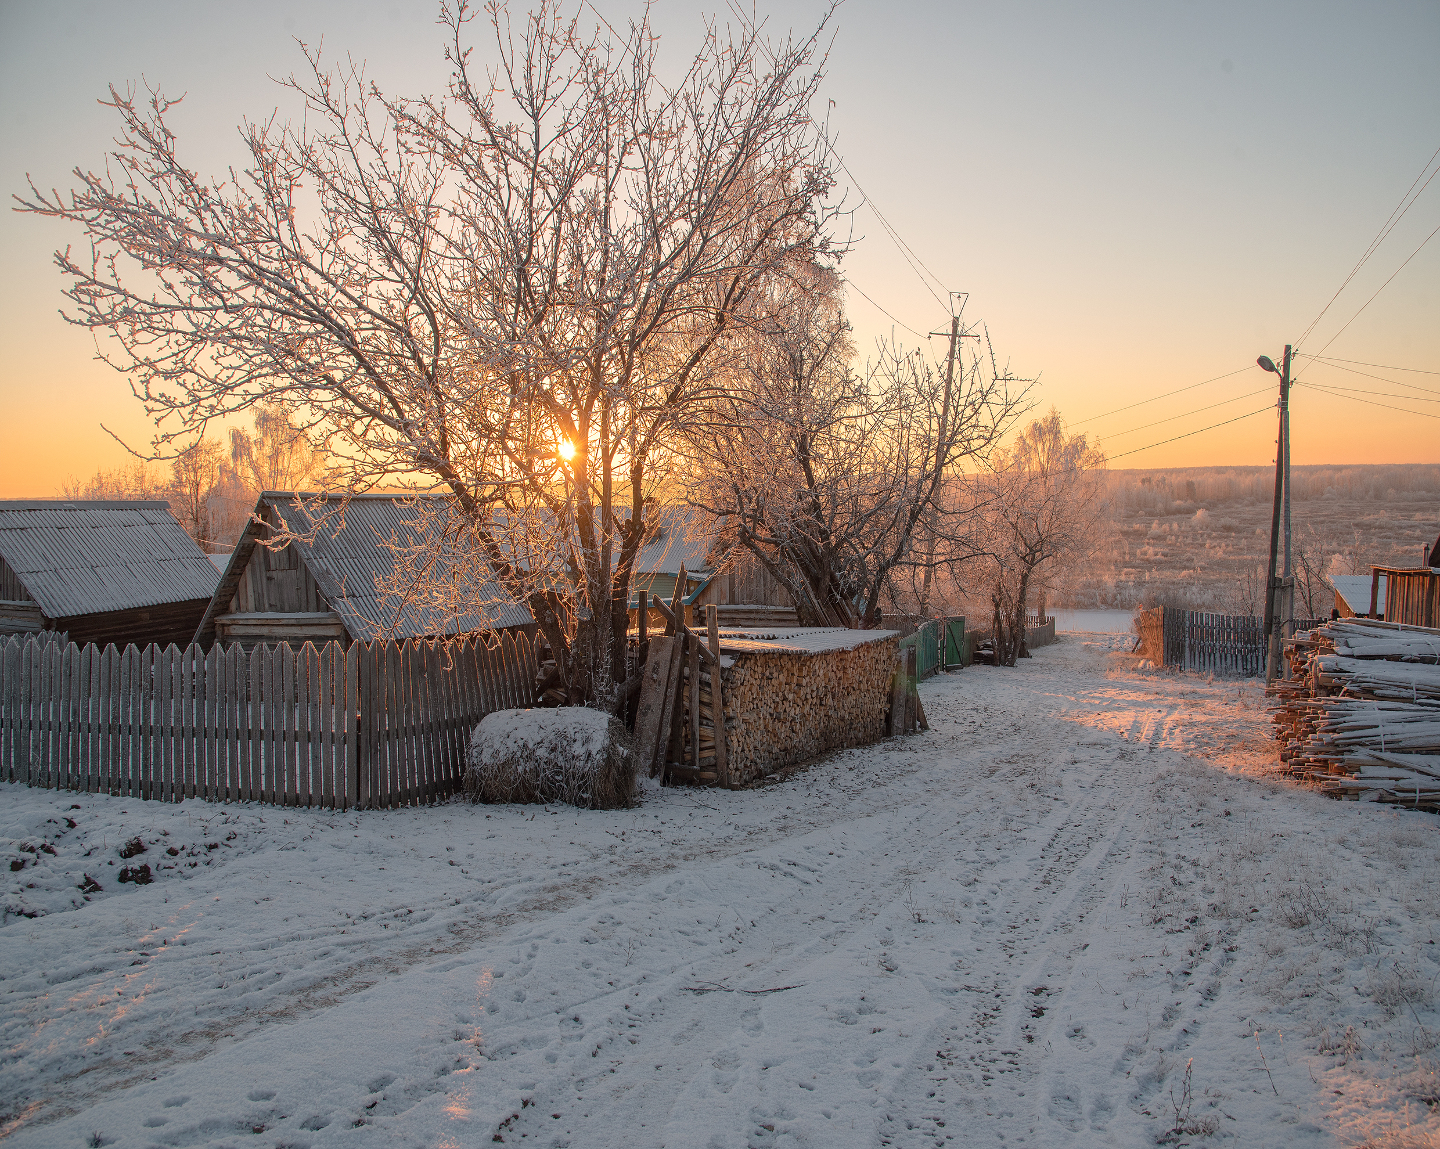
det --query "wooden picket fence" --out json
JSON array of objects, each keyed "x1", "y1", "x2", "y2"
[
  {"x1": 0, "y1": 631, "x2": 538, "y2": 809},
  {"x1": 1179, "y1": 611, "x2": 1265, "y2": 676}
]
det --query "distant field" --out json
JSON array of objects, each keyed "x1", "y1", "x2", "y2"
[{"x1": 1054, "y1": 463, "x2": 1440, "y2": 613}]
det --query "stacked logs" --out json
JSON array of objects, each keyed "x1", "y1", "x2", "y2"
[
  {"x1": 710, "y1": 634, "x2": 898, "y2": 785},
  {"x1": 1273, "y1": 619, "x2": 1440, "y2": 811}
]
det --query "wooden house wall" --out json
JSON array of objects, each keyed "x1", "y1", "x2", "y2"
[
  {"x1": 56, "y1": 599, "x2": 210, "y2": 649},
  {"x1": 0, "y1": 556, "x2": 33, "y2": 602},
  {"x1": 692, "y1": 552, "x2": 795, "y2": 610},
  {"x1": 231, "y1": 543, "x2": 327, "y2": 614}
]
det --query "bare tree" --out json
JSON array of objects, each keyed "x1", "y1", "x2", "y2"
[
  {"x1": 17, "y1": 0, "x2": 841, "y2": 707},
  {"x1": 961, "y1": 411, "x2": 1105, "y2": 666},
  {"x1": 689, "y1": 273, "x2": 1025, "y2": 627},
  {"x1": 61, "y1": 461, "x2": 169, "y2": 502},
  {"x1": 229, "y1": 403, "x2": 331, "y2": 494},
  {"x1": 168, "y1": 438, "x2": 225, "y2": 550}
]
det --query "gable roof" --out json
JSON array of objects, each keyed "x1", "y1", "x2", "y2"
[
  {"x1": 633, "y1": 505, "x2": 722, "y2": 576},
  {"x1": 1332, "y1": 573, "x2": 1386, "y2": 616},
  {"x1": 195, "y1": 493, "x2": 533, "y2": 645},
  {"x1": 0, "y1": 500, "x2": 220, "y2": 620}
]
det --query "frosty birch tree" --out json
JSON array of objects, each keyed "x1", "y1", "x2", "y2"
[
  {"x1": 688, "y1": 271, "x2": 1025, "y2": 627},
  {"x1": 965, "y1": 411, "x2": 1106, "y2": 665},
  {"x1": 16, "y1": 0, "x2": 842, "y2": 707}
]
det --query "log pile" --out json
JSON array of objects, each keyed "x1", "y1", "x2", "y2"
[
  {"x1": 707, "y1": 631, "x2": 899, "y2": 785},
  {"x1": 1272, "y1": 619, "x2": 1440, "y2": 811}
]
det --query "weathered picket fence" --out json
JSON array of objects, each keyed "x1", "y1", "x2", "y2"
[
  {"x1": 898, "y1": 620, "x2": 942, "y2": 680},
  {"x1": 0, "y1": 631, "x2": 538, "y2": 808},
  {"x1": 1177, "y1": 611, "x2": 1264, "y2": 675}
]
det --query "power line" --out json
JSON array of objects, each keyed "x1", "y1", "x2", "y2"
[
  {"x1": 1298, "y1": 381, "x2": 1440, "y2": 421},
  {"x1": 838, "y1": 159, "x2": 952, "y2": 316},
  {"x1": 1294, "y1": 139, "x2": 1440, "y2": 351},
  {"x1": 1069, "y1": 365, "x2": 1255, "y2": 427},
  {"x1": 1105, "y1": 406, "x2": 1275, "y2": 461},
  {"x1": 1299, "y1": 379, "x2": 1440, "y2": 404},
  {"x1": 1099, "y1": 385, "x2": 1275, "y2": 441},
  {"x1": 844, "y1": 278, "x2": 929, "y2": 340},
  {"x1": 1301, "y1": 218, "x2": 1440, "y2": 363},
  {"x1": 1294, "y1": 357, "x2": 1440, "y2": 398},
  {"x1": 1299, "y1": 354, "x2": 1440, "y2": 376}
]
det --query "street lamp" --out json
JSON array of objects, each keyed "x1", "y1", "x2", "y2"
[{"x1": 1257, "y1": 355, "x2": 1278, "y2": 374}]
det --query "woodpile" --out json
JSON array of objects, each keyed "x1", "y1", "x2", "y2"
[
  {"x1": 632, "y1": 584, "x2": 899, "y2": 788},
  {"x1": 711, "y1": 631, "x2": 899, "y2": 785},
  {"x1": 1272, "y1": 619, "x2": 1440, "y2": 811}
]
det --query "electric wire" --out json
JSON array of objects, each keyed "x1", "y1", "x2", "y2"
[
  {"x1": 839, "y1": 158, "x2": 952, "y2": 316},
  {"x1": 589, "y1": 0, "x2": 950, "y2": 350},
  {"x1": 1098, "y1": 385, "x2": 1276, "y2": 441},
  {"x1": 1105, "y1": 406, "x2": 1275, "y2": 461},
  {"x1": 1293, "y1": 357, "x2": 1440, "y2": 398},
  {"x1": 1299, "y1": 380, "x2": 1440, "y2": 404},
  {"x1": 1300, "y1": 355, "x2": 1440, "y2": 376},
  {"x1": 844, "y1": 279, "x2": 929, "y2": 340},
  {"x1": 1294, "y1": 139, "x2": 1440, "y2": 351},
  {"x1": 1298, "y1": 381, "x2": 1440, "y2": 421},
  {"x1": 1301, "y1": 219, "x2": 1440, "y2": 364},
  {"x1": 1069, "y1": 365, "x2": 1255, "y2": 427}
]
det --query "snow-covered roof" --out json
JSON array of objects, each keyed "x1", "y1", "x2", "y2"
[
  {"x1": 1331, "y1": 574, "x2": 1385, "y2": 615},
  {"x1": 632, "y1": 505, "x2": 720, "y2": 576},
  {"x1": 0, "y1": 500, "x2": 220, "y2": 619},
  {"x1": 195, "y1": 493, "x2": 532, "y2": 645},
  {"x1": 717, "y1": 626, "x2": 899, "y2": 657}
]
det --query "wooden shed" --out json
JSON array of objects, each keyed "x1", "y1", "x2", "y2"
[
  {"x1": 628, "y1": 506, "x2": 799, "y2": 628},
  {"x1": 0, "y1": 500, "x2": 221, "y2": 647},
  {"x1": 192, "y1": 493, "x2": 534, "y2": 649},
  {"x1": 1331, "y1": 574, "x2": 1385, "y2": 619},
  {"x1": 1368, "y1": 565, "x2": 1439, "y2": 628}
]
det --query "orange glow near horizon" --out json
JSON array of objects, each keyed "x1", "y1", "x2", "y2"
[{"x1": 1, "y1": 2, "x2": 1436, "y2": 497}]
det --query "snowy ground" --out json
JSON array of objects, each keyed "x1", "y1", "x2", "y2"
[
  {"x1": 1052, "y1": 609, "x2": 1137, "y2": 635},
  {"x1": 3, "y1": 634, "x2": 1438, "y2": 1149}
]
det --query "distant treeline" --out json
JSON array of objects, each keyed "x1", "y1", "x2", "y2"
[{"x1": 1106, "y1": 465, "x2": 1440, "y2": 515}]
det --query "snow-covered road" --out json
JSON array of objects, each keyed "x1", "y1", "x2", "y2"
[{"x1": 3, "y1": 635, "x2": 1437, "y2": 1148}]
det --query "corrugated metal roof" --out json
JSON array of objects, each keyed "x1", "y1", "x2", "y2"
[
  {"x1": 1332, "y1": 574, "x2": 1386, "y2": 615},
  {"x1": 197, "y1": 493, "x2": 532, "y2": 644},
  {"x1": 0, "y1": 501, "x2": 221, "y2": 619},
  {"x1": 632, "y1": 505, "x2": 721, "y2": 576}
]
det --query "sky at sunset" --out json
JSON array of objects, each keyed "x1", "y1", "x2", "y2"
[{"x1": 1, "y1": 0, "x2": 1437, "y2": 498}]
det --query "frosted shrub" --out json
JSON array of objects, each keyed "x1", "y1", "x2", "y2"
[{"x1": 465, "y1": 708, "x2": 635, "y2": 809}]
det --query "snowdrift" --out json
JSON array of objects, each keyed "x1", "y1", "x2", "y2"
[{"x1": 465, "y1": 707, "x2": 634, "y2": 808}]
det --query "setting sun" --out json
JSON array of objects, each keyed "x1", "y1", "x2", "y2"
[{"x1": 557, "y1": 439, "x2": 576, "y2": 461}]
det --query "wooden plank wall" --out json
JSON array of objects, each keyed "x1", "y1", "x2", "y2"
[
  {"x1": 0, "y1": 631, "x2": 537, "y2": 808},
  {"x1": 1383, "y1": 570, "x2": 1439, "y2": 629}
]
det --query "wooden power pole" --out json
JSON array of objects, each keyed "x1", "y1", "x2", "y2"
[{"x1": 1263, "y1": 344, "x2": 1292, "y2": 685}]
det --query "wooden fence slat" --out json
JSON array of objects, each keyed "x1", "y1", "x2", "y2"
[
  {"x1": 75, "y1": 643, "x2": 90, "y2": 792},
  {"x1": 295, "y1": 643, "x2": 312, "y2": 808},
  {"x1": 180, "y1": 644, "x2": 194, "y2": 801},
  {"x1": 400, "y1": 642, "x2": 418, "y2": 806},
  {"x1": 0, "y1": 639, "x2": 13, "y2": 783},
  {"x1": 245, "y1": 644, "x2": 260, "y2": 803}
]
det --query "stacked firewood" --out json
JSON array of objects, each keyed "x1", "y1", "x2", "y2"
[
  {"x1": 1273, "y1": 619, "x2": 1440, "y2": 811},
  {"x1": 714, "y1": 637, "x2": 898, "y2": 785}
]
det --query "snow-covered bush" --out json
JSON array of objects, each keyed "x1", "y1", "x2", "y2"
[{"x1": 465, "y1": 708, "x2": 635, "y2": 809}]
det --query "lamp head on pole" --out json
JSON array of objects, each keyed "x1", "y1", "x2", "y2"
[{"x1": 1257, "y1": 355, "x2": 1278, "y2": 374}]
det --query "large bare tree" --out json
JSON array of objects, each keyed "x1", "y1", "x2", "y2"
[
  {"x1": 689, "y1": 272, "x2": 1026, "y2": 627},
  {"x1": 17, "y1": 0, "x2": 842, "y2": 707}
]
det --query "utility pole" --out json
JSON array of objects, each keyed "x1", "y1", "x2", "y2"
[
  {"x1": 919, "y1": 313, "x2": 962, "y2": 618},
  {"x1": 1260, "y1": 344, "x2": 1292, "y2": 686},
  {"x1": 1281, "y1": 357, "x2": 1293, "y2": 664}
]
